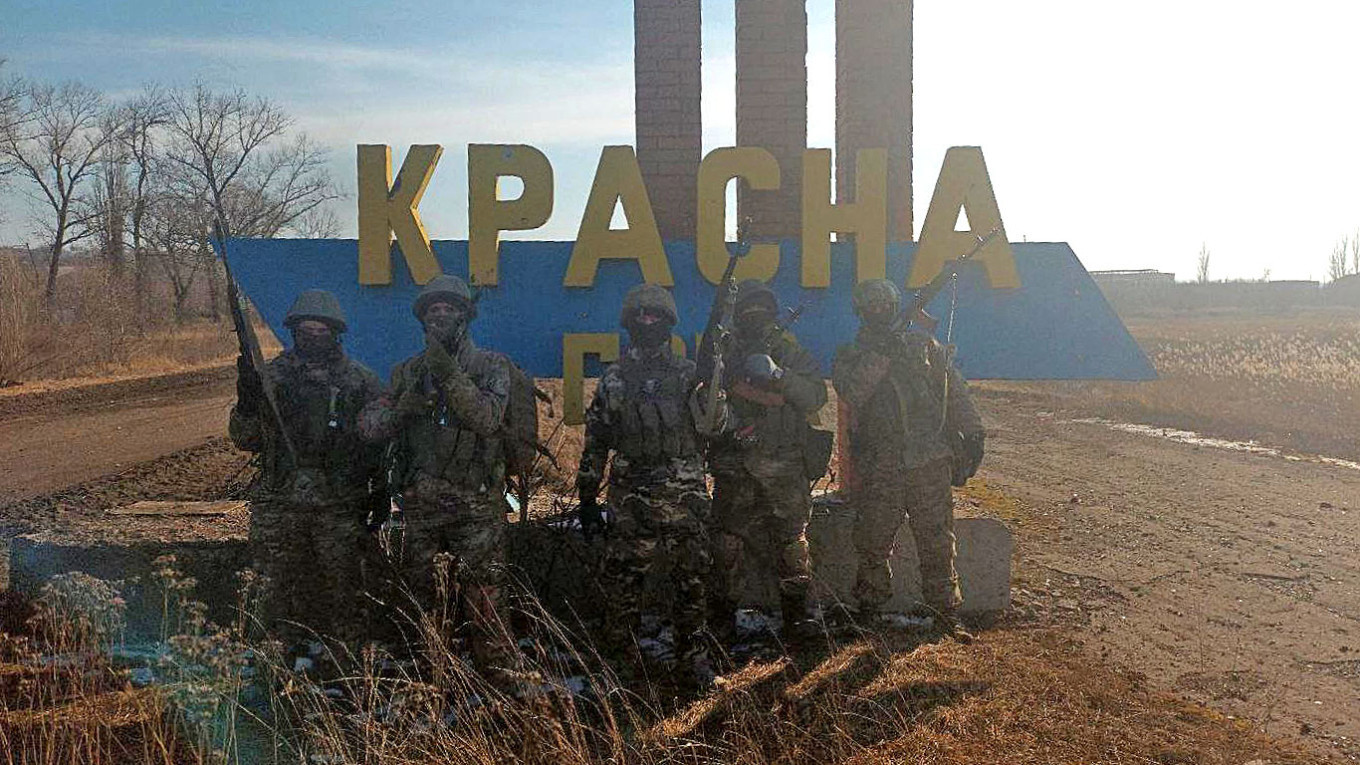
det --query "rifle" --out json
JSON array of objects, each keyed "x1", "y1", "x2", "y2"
[
  {"x1": 211, "y1": 221, "x2": 298, "y2": 464},
  {"x1": 895, "y1": 226, "x2": 1004, "y2": 334},
  {"x1": 760, "y1": 301, "x2": 806, "y2": 348},
  {"x1": 696, "y1": 220, "x2": 749, "y2": 433},
  {"x1": 893, "y1": 227, "x2": 1003, "y2": 440}
]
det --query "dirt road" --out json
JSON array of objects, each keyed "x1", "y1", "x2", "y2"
[
  {"x1": 0, "y1": 368, "x2": 235, "y2": 505},
  {"x1": 979, "y1": 387, "x2": 1360, "y2": 758}
]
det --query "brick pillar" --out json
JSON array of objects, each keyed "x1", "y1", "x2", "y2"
[
  {"x1": 736, "y1": 0, "x2": 807, "y2": 240},
  {"x1": 836, "y1": 0, "x2": 912, "y2": 241},
  {"x1": 634, "y1": 0, "x2": 703, "y2": 241}
]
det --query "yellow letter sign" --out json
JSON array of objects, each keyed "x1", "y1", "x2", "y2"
[
  {"x1": 801, "y1": 148, "x2": 888, "y2": 287},
  {"x1": 910, "y1": 146, "x2": 1020, "y2": 289},
  {"x1": 695, "y1": 147, "x2": 781, "y2": 284},
  {"x1": 357, "y1": 144, "x2": 444, "y2": 285},
  {"x1": 468, "y1": 144, "x2": 553, "y2": 286},
  {"x1": 563, "y1": 146, "x2": 672, "y2": 287},
  {"x1": 562, "y1": 333, "x2": 621, "y2": 426}
]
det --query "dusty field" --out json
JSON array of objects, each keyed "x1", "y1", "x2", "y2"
[
  {"x1": 1, "y1": 308, "x2": 1357, "y2": 761},
  {"x1": 994, "y1": 308, "x2": 1360, "y2": 461},
  {"x1": 977, "y1": 388, "x2": 1359, "y2": 759}
]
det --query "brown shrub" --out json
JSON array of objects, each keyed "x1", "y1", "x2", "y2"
[{"x1": 0, "y1": 255, "x2": 239, "y2": 386}]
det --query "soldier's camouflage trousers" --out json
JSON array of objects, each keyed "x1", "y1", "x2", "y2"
[
  {"x1": 398, "y1": 494, "x2": 509, "y2": 671},
  {"x1": 600, "y1": 479, "x2": 711, "y2": 660},
  {"x1": 710, "y1": 463, "x2": 812, "y2": 622},
  {"x1": 852, "y1": 456, "x2": 961, "y2": 615},
  {"x1": 249, "y1": 500, "x2": 369, "y2": 644}
]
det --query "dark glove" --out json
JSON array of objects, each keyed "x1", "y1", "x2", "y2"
[
  {"x1": 395, "y1": 387, "x2": 433, "y2": 418},
  {"x1": 235, "y1": 354, "x2": 264, "y2": 415},
  {"x1": 952, "y1": 431, "x2": 985, "y2": 487},
  {"x1": 578, "y1": 494, "x2": 605, "y2": 540},
  {"x1": 861, "y1": 329, "x2": 899, "y2": 357},
  {"x1": 424, "y1": 330, "x2": 460, "y2": 382},
  {"x1": 742, "y1": 353, "x2": 783, "y2": 384},
  {"x1": 366, "y1": 490, "x2": 392, "y2": 533}
]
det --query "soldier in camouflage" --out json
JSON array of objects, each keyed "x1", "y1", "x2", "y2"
[
  {"x1": 707, "y1": 280, "x2": 827, "y2": 641},
  {"x1": 831, "y1": 279, "x2": 985, "y2": 641},
  {"x1": 229, "y1": 289, "x2": 388, "y2": 645},
  {"x1": 358, "y1": 275, "x2": 513, "y2": 677},
  {"x1": 576, "y1": 283, "x2": 723, "y2": 685}
]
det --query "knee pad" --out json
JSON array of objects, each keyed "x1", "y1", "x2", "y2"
[{"x1": 778, "y1": 537, "x2": 811, "y2": 578}]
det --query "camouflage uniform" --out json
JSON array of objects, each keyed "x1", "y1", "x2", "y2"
[
  {"x1": 229, "y1": 293, "x2": 387, "y2": 644},
  {"x1": 707, "y1": 281, "x2": 827, "y2": 630},
  {"x1": 831, "y1": 280, "x2": 984, "y2": 618},
  {"x1": 578, "y1": 285, "x2": 717, "y2": 667},
  {"x1": 360, "y1": 276, "x2": 512, "y2": 670}
]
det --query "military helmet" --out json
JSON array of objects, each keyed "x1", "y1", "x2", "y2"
[
  {"x1": 852, "y1": 279, "x2": 901, "y2": 317},
  {"x1": 734, "y1": 279, "x2": 778, "y2": 315},
  {"x1": 413, "y1": 274, "x2": 475, "y2": 320},
  {"x1": 619, "y1": 283, "x2": 678, "y2": 327},
  {"x1": 284, "y1": 289, "x2": 347, "y2": 332}
]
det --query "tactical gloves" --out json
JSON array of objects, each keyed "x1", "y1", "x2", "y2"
[
  {"x1": 742, "y1": 353, "x2": 784, "y2": 385},
  {"x1": 395, "y1": 387, "x2": 433, "y2": 418},
  {"x1": 860, "y1": 328, "x2": 902, "y2": 358},
  {"x1": 424, "y1": 330, "x2": 461, "y2": 382},
  {"x1": 235, "y1": 355, "x2": 264, "y2": 415},
  {"x1": 578, "y1": 494, "x2": 606, "y2": 540},
  {"x1": 365, "y1": 490, "x2": 392, "y2": 533},
  {"x1": 952, "y1": 431, "x2": 986, "y2": 486}
]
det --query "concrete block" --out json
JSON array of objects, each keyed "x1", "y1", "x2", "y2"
[
  {"x1": 728, "y1": 493, "x2": 1013, "y2": 615},
  {"x1": 8, "y1": 533, "x2": 250, "y2": 640}
]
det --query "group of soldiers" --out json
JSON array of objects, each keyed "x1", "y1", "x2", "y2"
[{"x1": 229, "y1": 273, "x2": 986, "y2": 688}]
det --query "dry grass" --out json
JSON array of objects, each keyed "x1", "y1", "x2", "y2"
[
  {"x1": 0, "y1": 255, "x2": 255, "y2": 387},
  {"x1": 989, "y1": 309, "x2": 1360, "y2": 461},
  {"x1": 1, "y1": 557, "x2": 1324, "y2": 765},
  {"x1": 0, "y1": 574, "x2": 188, "y2": 765}
]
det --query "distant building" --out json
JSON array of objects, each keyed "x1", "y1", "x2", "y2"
[
  {"x1": 1090, "y1": 269, "x2": 1177, "y2": 287},
  {"x1": 1326, "y1": 273, "x2": 1360, "y2": 307},
  {"x1": 1091, "y1": 268, "x2": 1328, "y2": 314}
]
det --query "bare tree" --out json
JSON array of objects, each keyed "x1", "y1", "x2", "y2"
[
  {"x1": 160, "y1": 84, "x2": 338, "y2": 320},
  {"x1": 80, "y1": 88, "x2": 168, "y2": 321},
  {"x1": 292, "y1": 205, "x2": 342, "y2": 239},
  {"x1": 0, "y1": 62, "x2": 28, "y2": 227},
  {"x1": 84, "y1": 110, "x2": 131, "y2": 276},
  {"x1": 143, "y1": 187, "x2": 213, "y2": 323},
  {"x1": 1328, "y1": 237, "x2": 1350, "y2": 282},
  {"x1": 0, "y1": 60, "x2": 19, "y2": 131},
  {"x1": 121, "y1": 88, "x2": 168, "y2": 317},
  {"x1": 1196, "y1": 243, "x2": 1211, "y2": 284},
  {"x1": 0, "y1": 80, "x2": 113, "y2": 309}
]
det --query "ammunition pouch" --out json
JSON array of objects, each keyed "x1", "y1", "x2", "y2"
[
  {"x1": 950, "y1": 431, "x2": 985, "y2": 487},
  {"x1": 802, "y1": 426, "x2": 835, "y2": 481}
]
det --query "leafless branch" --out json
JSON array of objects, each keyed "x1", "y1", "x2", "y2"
[{"x1": 0, "y1": 79, "x2": 114, "y2": 308}]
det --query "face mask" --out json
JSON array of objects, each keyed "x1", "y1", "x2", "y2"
[
  {"x1": 628, "y1": 320, "x2": 672, "y2": 350},
  {"x1": 735, "y1": 308, "x2": 774, "y2": 340},
  {"x1": 859, "y1": 304, "x2": 896, "y2": 333},
  {"x1": 293, "y1": 329, "x2": 340, "y2": 361},
  {"x1": 425, "y1": 314, "x2": 467, "y2": 346}
]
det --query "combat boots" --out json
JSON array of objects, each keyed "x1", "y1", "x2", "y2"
[
  {"x1": 779, "y1": 586, "x2": 819, "y2": 645},
  {"x1": 933, "y1": 611, "x2": 976, "y2": 645}
]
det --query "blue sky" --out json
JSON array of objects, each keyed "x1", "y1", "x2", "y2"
[{"x1": 3, "y1": 0, "x2": 1360, "y2": 281}]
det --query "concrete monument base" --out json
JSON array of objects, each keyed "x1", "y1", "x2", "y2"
[{"x1": 725, "y1": 491, "x2": 1013, "y2": 616}]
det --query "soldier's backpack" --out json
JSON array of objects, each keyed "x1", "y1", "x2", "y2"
[{"x1": 492, "y1": 352, "x2": 553, "y2": 518}]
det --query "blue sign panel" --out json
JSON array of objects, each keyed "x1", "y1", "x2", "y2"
[{"x1": 223, "y1": 239, "x2": 1155, "y2": 382}]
